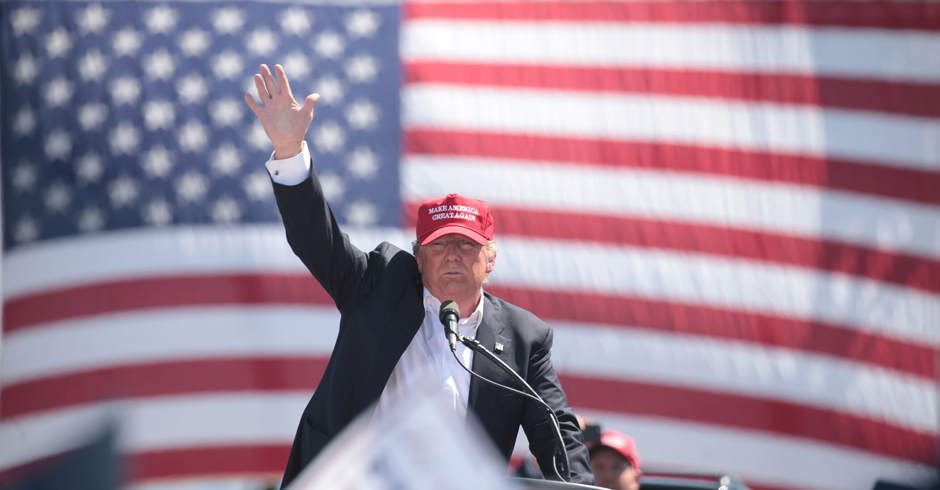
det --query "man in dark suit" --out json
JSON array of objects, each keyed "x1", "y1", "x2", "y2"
[{"x1": 245, "y1": 64, "x2": 594, "y2": 488}]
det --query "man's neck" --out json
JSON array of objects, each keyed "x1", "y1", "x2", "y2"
[{"x1": 426, "y1": 288, "x2": 483, "y2": 320}]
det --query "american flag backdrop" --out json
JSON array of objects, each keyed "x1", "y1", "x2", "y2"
[{"x1": 1, "y1": 1, "x2": 938, "y2": 490}]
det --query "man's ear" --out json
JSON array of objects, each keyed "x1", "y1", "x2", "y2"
[
  {"x1": 485, "y1": 249, "x2": 496, "y2": 273},
  {"x1": 416, "y1": 250, "x2": 423, "y2": 274}
]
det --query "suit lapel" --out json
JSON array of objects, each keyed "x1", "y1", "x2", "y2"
[{"x1": 468, "y1": 293, "x2": 512, "y2": 428}]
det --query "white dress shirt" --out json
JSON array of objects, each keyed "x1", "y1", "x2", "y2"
[
  {"x1": 265, "y1": 141, "x2": 313, "y2": 186},
  {"x1": 264, "y1": 145, "x2": 485, "y2": 421},
  {"x1": 372, "y1": 289, "x2": 483, "y2": 423}
]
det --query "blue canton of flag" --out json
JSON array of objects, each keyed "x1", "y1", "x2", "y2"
[{"x1": 1, "y1": 1, "x2": 401, "y2": 251}]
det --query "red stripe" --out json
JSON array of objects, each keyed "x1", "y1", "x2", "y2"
[
  {"x1": 1, "y1": 359, "x2": 931, "y2": 465},
  {"x1": 3, "y1": 274, "x2": 934, "y2": 379},
  {"x1": 2, "y1": 273, "x2": 333, "y2": 334},
  {"x1": 404, "y1": 1, "x2": 940, "y2": 30},
  {"x1": 561, "y1": 374, "x2": 937, "y2": 465},
  {"x1": 405, "y1": 62, "x2": 940, "y2": 119},
  {"x1": 485, "y1": 285, "x2": 937, "y2": 380},
  {"x1": 403, "y1": 200, "x2": 940, "y2": 296},
  {"x1": 0, "y1": 357, "x2": 327, "y2": 419},
  {"x1": 0, "y1": 444, "x2": 290, "y2": 486},
  {"x1": 404, "y1": 129, "x2": 940, "y2": 207},
  {"x1": 128, "y1": 445, "x2": 289, "y2": 482}
]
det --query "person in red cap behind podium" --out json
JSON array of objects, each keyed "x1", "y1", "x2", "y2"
[
  {"x1": 245, "y1": 64, "x2": 594, "y2": 488},
  {"x1": 588, "y1": 430, "x2": 642, "y2": 490}
]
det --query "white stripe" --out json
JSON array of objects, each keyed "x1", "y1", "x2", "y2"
[
  {"x1": 121, "y1": 393, "x2": 305, "y2": 450},
  {"x1": 557, "y1": 410, "x2": 935, "y2": 490},
  {"x1": 2, "y1": 225, "x2": 413, "y2": 300},
  {"x1": 402, "y1": 85, "x2": 940, "y2": 171},
  {"x1": 0, "y1": 306, "x2": 341, "y2": 385},
  {"x1": 550, "y1": 322, "x2": 937, "y2": 434},
  {"x1": 493, "y1": 236, "x2": 940, "y2": 347},
  {"x1": 0, "y1": 393, "x2": 308, "y2": 471},
  {"x1": 402, "y1": 21, "x2": 940, "y2": 82},
  {"x1": 3, "y1": 308, "x2": 932, "y2": 434},
  {"x1": 0, "y1": 404, "x2": 110, "y2": 472},
  {"x1": 5, "y1": 224, "x2": 939, "y2": 348},
  {"x1": 403, "y1": 156, "x2": 940, "y2": 260},
  {"x1": 1, "y1": 225, "x2": 300, "y2": 299}
]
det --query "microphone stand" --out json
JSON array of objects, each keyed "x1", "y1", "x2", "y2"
[{"x1": 453, "y1": 334, "x2": 572, "y2": 482}]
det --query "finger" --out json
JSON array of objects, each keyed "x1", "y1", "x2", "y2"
[
  {"x1": 244, "y1": 93, "x2": 262, "y2": 115},
  {"x1": 274, "y1": 64, "x2": 293, "y2": 98},
  {"x1": 253, "y1": 74, "x2": 268, "y2": 100},
  {"x1": 260, "y1": 64, "x2": 278, "y2": 98},
  {"x1": 301, "y1": 93, "x2": 320, "y2": 115}
]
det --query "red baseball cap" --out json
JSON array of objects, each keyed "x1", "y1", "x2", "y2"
[
  {"x1": 589, "y1": 430, "x2": 641, "y2": 473},
  {"x1": 416, "y1": 194, "x2": 494, "y2": 246}
]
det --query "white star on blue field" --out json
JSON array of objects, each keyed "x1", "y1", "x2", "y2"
[{"x1": 1, "y1": 1, "x2": 402, "y2": 250}]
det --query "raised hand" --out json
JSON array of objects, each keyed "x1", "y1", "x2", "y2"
[{"x1": 244, "y1": 64, "x2": 319, "y2": 160}]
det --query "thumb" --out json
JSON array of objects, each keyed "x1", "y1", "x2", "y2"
[{"x1": 302, "y1": 93, "x2": 320, "y2": 115}]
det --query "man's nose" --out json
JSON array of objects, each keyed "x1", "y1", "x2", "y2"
[{"x1": 444, "y1": 242, "x2": 461, "y2": 259}]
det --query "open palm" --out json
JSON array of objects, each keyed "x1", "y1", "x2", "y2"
[{"x1": 244, "y1": 64, "x2": 319, "y2": 160}]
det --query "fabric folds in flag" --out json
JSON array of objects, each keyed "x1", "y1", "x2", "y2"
[{"x1": 1, "y1": 1, "x2": 938, "y2": 490}]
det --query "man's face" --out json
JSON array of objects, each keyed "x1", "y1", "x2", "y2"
[
  {"x1": 591, "y1": 449, "x2": 639, "y2": 490},
  {"x1": 417, "y1": 233, "x2": 494, "y2": 306}
]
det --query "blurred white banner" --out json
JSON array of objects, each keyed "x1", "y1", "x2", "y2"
[{"x1": 287, "y1": 377, "x2": 516, "y2": 490}]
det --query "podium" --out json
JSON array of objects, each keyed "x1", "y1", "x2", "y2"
[{"x1": 509, "y1": 478, "x2": 605, "y2": 490}]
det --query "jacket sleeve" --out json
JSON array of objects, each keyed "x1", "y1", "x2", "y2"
[
  {"x1": 271, "y1": 156, "x2": 371, "y2": 310},
  {"x1": 521, "y1": 326, "x2": 595, "y2": 485}
]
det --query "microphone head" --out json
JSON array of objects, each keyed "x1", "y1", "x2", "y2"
[{"x1": 439, "y1": 300, "x2": 460, "y2": 324}]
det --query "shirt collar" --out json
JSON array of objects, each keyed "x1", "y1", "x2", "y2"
[{"x1": 423, "y1": 288, "x2": 485, "y2": 340}]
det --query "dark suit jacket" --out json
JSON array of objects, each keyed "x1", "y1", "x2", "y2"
[{"x1": 273, "y1": 170, "x2": 593, "y2": 487}]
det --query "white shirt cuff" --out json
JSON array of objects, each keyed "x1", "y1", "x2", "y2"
[{"x1": 265, "y1": 141, "x2": 311, "y2": 186}]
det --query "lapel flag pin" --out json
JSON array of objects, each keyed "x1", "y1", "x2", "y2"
[{"x1": 495, "y1": 342, "x2": 504, "y2": 353}]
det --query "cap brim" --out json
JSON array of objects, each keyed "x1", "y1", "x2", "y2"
[{"x1": 419, "y1": 225, "x2": 488, "y2": 246}]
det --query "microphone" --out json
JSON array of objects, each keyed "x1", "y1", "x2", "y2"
[
  {"x1": 439, "y1": 300, "x2": 460, "y2": 353},
  {"x1": 456, "y1": 336, "x2": 571, "y2": 482},
  {"x1": 437, "y1": 299, "x2": 571, "y2": 481}
]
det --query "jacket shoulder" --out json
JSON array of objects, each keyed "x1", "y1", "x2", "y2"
[
  {"x1": 368, "y1": 241, "x2": 420, "y2": 282},
  {"x1": 370, "y1": 241, "x2": 416, "y2": 265}
]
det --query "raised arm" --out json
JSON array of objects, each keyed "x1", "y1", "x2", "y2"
[{"x1": 245, "y1": 64, "x2": 370, "y2": 309}]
